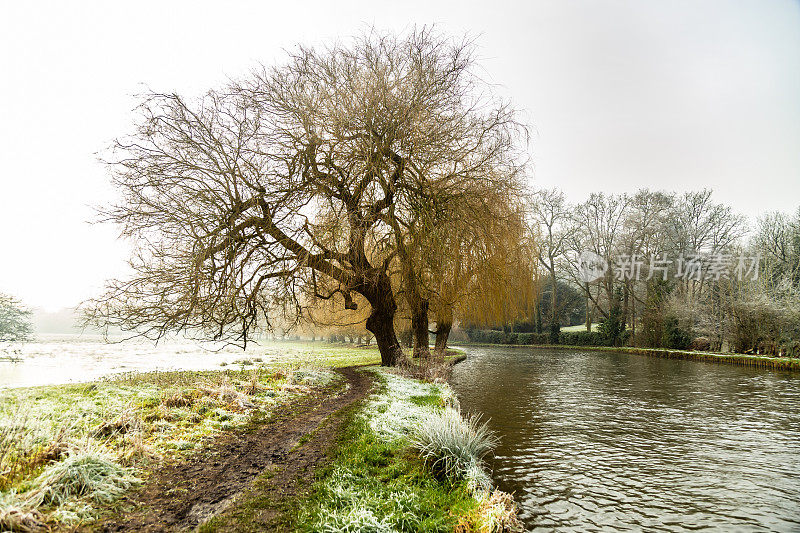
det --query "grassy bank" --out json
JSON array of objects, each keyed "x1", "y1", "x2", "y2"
[
  {"x1": 203, "y1": 368, "x2": 522, "y2": 532},
  {"x1": 0, "y1": 364, "x2": 340, "y2": 531},
  {"x1": 261, "y1": 342, "x2": 382, "y2": 367},
  {"x1": 458, "y1": 342, "x2": 800, "y2": 371}
]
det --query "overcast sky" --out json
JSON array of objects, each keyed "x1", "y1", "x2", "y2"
[{"x1": 1, "y1": 0, "x2": 799, "y2": 311}]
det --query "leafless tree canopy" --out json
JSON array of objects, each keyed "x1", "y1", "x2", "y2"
[{"x1": 84, "y1": 28, "x2": 528, "y2": 365}]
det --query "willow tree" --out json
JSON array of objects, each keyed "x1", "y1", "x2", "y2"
[
  {"x1": 429, "y1": 190, "x2": 538, "y2": 353},
  {"x1": 84, "y1": 28, "x2": 527, "y2": 366}
]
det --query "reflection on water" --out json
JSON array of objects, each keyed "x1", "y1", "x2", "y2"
[
  {"x1": 450, "y1": 347, "x2": 800, "y2": 532},
  {"x1": 0, "y1": 334, "x2": 304, "y2": 388}
]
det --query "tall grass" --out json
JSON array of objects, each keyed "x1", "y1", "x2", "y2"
[
  {"x1": 26, "y1": 451, "x2": 141, "y2": 507},
  {"x1": 412, "y1": 408, "x2": 498, "y2": 493}
]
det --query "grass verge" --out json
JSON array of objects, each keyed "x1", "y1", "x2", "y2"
[
  {"x1": 0, "y1": 365, "x2": 338, "y2": 531},
  {"x1": 203, "y1": 368, "x2": 522, "y2": 532}
]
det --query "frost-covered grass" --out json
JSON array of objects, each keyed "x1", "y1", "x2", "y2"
[
  {"x1": 285, "y1": 370, "x2": 475, "y2": 533},
  {"x1": 276, "y1": 368, "x2": 522, "y2": 533},
  {"x1": 412, "y1": 408, "x2": 498, "y2": 494},
  {"x1": 0, "y1": 365, "x2": 338, "y2": 530},
  {"x1": 361, "y1": 369, "x2": 452, "y2": 441},
  {"x1": 26, "y1": 451, "x2": 141, "y2": 507}
]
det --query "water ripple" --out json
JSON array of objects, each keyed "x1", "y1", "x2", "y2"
[{"x1": 450, "y1": 347, "x2": 800, "y2": 532}]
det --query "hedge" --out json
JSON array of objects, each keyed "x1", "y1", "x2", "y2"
[{"x1": 465, "y1": 328, "x2": 632, "y2": 347}]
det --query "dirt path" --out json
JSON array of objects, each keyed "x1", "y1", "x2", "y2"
[{"x1": 93, "y1": 367, "x2": 373, "y2": 532}]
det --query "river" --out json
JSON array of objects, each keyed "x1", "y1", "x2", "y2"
[{"x1": 449, "y1": 346, "x2": 800, "y2": 532}]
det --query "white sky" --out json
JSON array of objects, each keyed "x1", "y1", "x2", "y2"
[{"x1": 1, "y1": 0, "x2": 799, "y2": 311}]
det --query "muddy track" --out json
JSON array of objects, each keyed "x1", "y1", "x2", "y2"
[{"x1": 93, "y1": 367, "x2": 373, "y2": 532}]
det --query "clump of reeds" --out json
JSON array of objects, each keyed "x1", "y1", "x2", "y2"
[
  {"x1": 411, "y1": 407, "x2": 498, "y2": 491},
  {"x1": 26, "y1": 451, "x2": 141, "y2": 507}
]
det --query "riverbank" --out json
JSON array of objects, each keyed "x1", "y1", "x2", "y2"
[
  {"x1": 0, "y1": 348, "x2": 517, "y2": 532},
  {"x1": 201, "y1": 367, "x2": 521, "y2": 532},
  {"x1": 456, "y1": 342, "x2": 800, "y2": 371}
]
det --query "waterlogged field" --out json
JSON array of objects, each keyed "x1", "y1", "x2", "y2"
[
  {"x1": 0, "y1": 334, "x2": 381, "y2": 389},
  {"x1": 0, "y1": 337, "x2": 385, "y2": 530}
]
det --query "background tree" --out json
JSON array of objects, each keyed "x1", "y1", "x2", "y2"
[
  {"x1": 0, "y1": 293, "x2": 33, "y2": 342},
  {"x1": 566, "y1": 192, "x2": 630, "y2": 329},
  {"x1": 754, "y1": 209, "x2": 800, "y2": 288},
  {"x1": 530, "y1": 188, "x2": 576, "y2": 342}
]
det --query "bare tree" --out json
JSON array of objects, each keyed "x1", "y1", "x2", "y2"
[
  {"x1": 530, "y1": 188, "x2": 576, "y2": 342},
  {"x1": 83, "y1": 28, "x2": 527, "y2": 366},
  {"x1": 754, "y1": 209, "x2": 800, "y2": 287},
  {"x1": 566, "y1": 192, "x2": 630, "y2": 327},
  {"x1": 620, "y1": 189, "x2": 674, "y2": 341}
]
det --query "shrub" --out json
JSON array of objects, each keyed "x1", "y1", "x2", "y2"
[
  {"x1": 689, "y1": 336, "x2": 711, "y2": 351},
  {"x1": 664, "y1": 315, "x2": 692, "y2": 350},
  {"x1": 412, "y1": 408, "x2": 498, "y2": 492},
  {"x1": 559, "y1": 331, "x2": 608, "y2": 346}
]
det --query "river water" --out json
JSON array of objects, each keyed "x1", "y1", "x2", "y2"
[{"x1": 449, "y1": 346, "x2": 800, "y2": 532}]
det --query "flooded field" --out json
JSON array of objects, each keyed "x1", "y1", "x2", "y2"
[{"x1": 0, "y1": 335, "x2": 369, "y2": 388}]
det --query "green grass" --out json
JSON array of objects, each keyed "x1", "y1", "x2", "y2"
[
  {"x1": 0, "y1": 365, "x2": 338, "y2": 528},
  {"x1": 201, "y1": 370, "x2": 481, "y2": 532},
  {"x1": 294, "y1": 413, "x2": 477, "y2": 532},
  {"x1": 408, "y1": 393, "x2": 442, "y2": 408},
  {"x1": 560, "y1": 323, "x2": 599, "y2": 332}
]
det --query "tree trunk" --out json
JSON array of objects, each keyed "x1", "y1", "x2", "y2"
[
  {"x1": 549, "y1": 269, "x2": 559, "y2": 344},
  {"x1": 360, "y1": 272, "x2": 404, "y2": 366},
  {"x1": 366, "y1": 303, "x2": 403, "y2": 366},
  {"x1": 434, "y1": 307, "x2": 453, "y2": 356},
  {"x1": 535, "y1": 303, "x2": 542, "y2": 334},
  {"x1": 622, "y1": 282, "x2": 629, "y2": 330},
  {"x1": 585, "y1": 294, "x2": 591, "y2": 332},
  {"x1": 630, "y1": 289, "x2": 636, "y2": 344},
  {"x1": 411, "y1": 298, "x2": 431, "y2": 359}
]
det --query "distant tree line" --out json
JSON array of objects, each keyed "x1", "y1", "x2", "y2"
[{"x1": 479, "y1": 188, "x2": 799, "y2": 356}]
